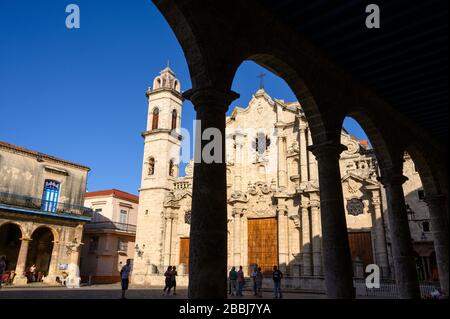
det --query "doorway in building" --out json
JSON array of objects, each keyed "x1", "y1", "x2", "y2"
[
  {"x1": 26, "y1": 227, "x2": 54, "y2": 282},
  {"x1": 348, "y1": 231, "x2": 374, "y2": 268},
  {"x1": 248, "y1": 217, "x2": 278, "y2": 275},
  {"x1": 179, "y1": 237, "x2": 190, "y2": 273}
]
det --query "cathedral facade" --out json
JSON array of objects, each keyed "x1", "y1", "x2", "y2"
[{"x1": 131, "y1": 68, "x2": 432, "y2": 289}]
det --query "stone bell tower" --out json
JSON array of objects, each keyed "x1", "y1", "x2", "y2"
[{"x1": 132, "y1": 66, "x2": 183, "y2": 284}]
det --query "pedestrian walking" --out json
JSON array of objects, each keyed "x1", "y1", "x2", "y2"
[
  {"x1": 272, "y1": 265, "x2": 283, "y2": 299},
  {"x1": 229, "y1": 266, "x2": 238, "y2": 296},
  {"x1": 171, "y1": 266, "x2": 178, "y2": 295},
  {"x1": 251, "y1": 265, "x2": 258, "y2": 296},
  {"x1": 163, "y1": 266, "x2": 173, "y2": 295},
  {"x1": 120, "y1": 259, "x2": 132, "y2": 299},
  {"x1": 237, "y1": 266, "x2": 245, "y2": 296},
  {"x1": 0, "y1": 255, "x2": 6, "y2": 289},
  {"x1": 256, "y1": 267, "x2": 264, "y2": 297}
]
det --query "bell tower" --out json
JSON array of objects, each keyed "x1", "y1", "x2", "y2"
[{"x1": 132, "y1": 66, "x2": 183, "y2": 284}]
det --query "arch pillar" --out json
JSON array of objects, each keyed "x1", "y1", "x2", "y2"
[
  {"x1": 182, "y1": 87, "x2": 239, "y2": 299},
  {"x1": 308, "y1": 140, "x2": 355, "y2": 298},
  {"x1": 43, "y1": 240, "x2": 60, "y2": 284},
  {"x1": 424, "y1": 194, "x2": 449, "y2": 297},
  {"x1": 13, "y1": 237, "x2": 32, "y2": 285},
  {"x1": 379, "y1": 169, "x2": 421, "y2": 299}
]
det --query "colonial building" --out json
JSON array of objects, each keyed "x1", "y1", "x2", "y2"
[
  {"x1": 131, "y1": 68, "x2": 436, "y2": 290},
  {"x1": 0, "y1": 141, "x2": 91, "y2": 286},
  {"x1": 80, "y1": 189, "x2": 138, "y2": 284}
]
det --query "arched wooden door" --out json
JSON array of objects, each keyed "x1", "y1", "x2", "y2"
[{"x1": 247, "y1": 217, "x2": 278, "y2": 275}]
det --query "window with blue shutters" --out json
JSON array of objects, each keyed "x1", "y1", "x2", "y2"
[{"x1": 42, "y1": 180, "x2": 60, "y2": 213}]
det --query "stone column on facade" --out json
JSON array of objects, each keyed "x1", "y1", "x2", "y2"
[
  {"x1": 300, "y1": 199, "x2": 312, "y2": 276},
  {"x1": 379, "y1": 169, "x2": 420, "y2": 299},
  {"x1": 164, "y1": 214, "x2": 175, "y2": 267},
  {"x1": 307, "y1": 130, "x2": 318, "y2": 182},
  {"x1": 183, "y1": 87, "x2": 239, "y2": 299},
  {"x1": 277, "y1": 135, "x2": 288, "y2": 189},
  {"x1": 425, "y1": 194, "x2": 449, "y2": 297},
  {"x1": 44, "y1": 240, "x2": 60, "y2": 284},
  {"x1": 234, "y1": 131, "x2": 245, "y2": 193},
  {"x1": 299, "y1": 121, "x2": 309, "y2": 182},
  {"x1": 310, "y1": 193, "x2": 323, "y2": 276},
  {"x1": 308, "y1": 140, "x2": 355, "y2": 298},
  {"x1": 277, "y1": 203, "x2": 289, "y2": 273},
  {"x1": 232, "y1": 208, "x2": 242, "y2": 267},
  {"x1": 13, "y1": 237, "x2": 32, "y2": 285},
  {"x1": 369, "y1": 188, "x2": 390, "y2": 279}
]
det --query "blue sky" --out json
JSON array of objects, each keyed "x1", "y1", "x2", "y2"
[{"x1": 0, "y1": 1, "x2": 368, "y2": 195}]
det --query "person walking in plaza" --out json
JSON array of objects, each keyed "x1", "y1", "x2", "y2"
[
  {"x1": 272, "y1": 265, "x2": 283, "y2": 299},
  {"x1": 171, "y1": 266, "x2": 178, "y2": 295},
  {"x1": 237, "y1": 265, "x2": 245, "y2": 296},
  {"x1": 0, "y1": 255, "x2": 6, "y2": 289},
  {"x1": 29, "y1": 264, "x2": 37, "y2": 282},
  {"x1": 251, "y1": 265, "x2": 258, "y2": 296},
  {"x1": 229, "y1": 266, "x2": 238, "y2": 296},
  {"x1": 255, "y1": 267, "x2": 264, "y2": 297},
  {"x1": 163, "y1": 266, "x2": 173, "y2": 295},
  {"x1": 120, "y1": 259, "x2": 132, "y2": 299}
]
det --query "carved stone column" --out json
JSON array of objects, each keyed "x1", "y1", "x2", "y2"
[
  {"x1": 299, "y1": 122, "x2": 309, "y2": 182},
  {"x1": 310, "y1": 193, "x2": 323, "y2": 276},
  {"x1": 13, "y1": 237, "x2": 32, "y2": 285},
  {"x1": 369, "y1": 188, "x2": 390, "y2": 278},
  {"x1": 309, "y1": 141, "x2": 354, "y2": 298},
  {"x1": 232, "y1": 208, "x2": 243, "y2": 267},
  {"x1": 163, "y1": 213, "x2": 175, "y2": 267},
  {"x1": 307, "y1": 130, "x2": 318, "y2": 181},
  {"x1": 277, "y1": 203, "x2": 289, "y2": 273},
  {"x1": 379, "y1": 169, "x2": 420, "y2": 299},
  {"x1": 183, "y1": 87, "x2": 239, "y2": 299},
  {"x1": 300, "y1": 199, "x2": 312, "y2": 276},
  {"x1": 234, "y1": 131, "x2": 245, "y2": 192},
  {"x1": 425, "y1": 194, "x2": 449, "y2": 297},
  {"x1": 277, "y1": 135, "x2": 288, "y2": 189}
]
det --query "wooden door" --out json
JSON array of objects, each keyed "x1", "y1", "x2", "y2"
[
  {"x1": 348, "y1": 231, "x2": 374, "y2": 267},
  {"x1": 248, "y1": 218, "x2": 278, "y2": 275},
  {"x1": 179, "y1": 237, "x2": 190, "y2": 272}
]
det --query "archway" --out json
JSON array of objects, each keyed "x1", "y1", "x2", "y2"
[
  {"x1": 26, "y1": 227, "x2": 54, "y2": 282},
  {"x1": 0, "y1": 223, "x2": 22, "y2": 272}
]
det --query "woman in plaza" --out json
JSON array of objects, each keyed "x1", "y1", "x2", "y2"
[{"x1": 163, "y1": 266, "x2": 173, "y2": 295}]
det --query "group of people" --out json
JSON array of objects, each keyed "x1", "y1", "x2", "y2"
[
  {"x1": 163, "y1": 266, "x2": 178, "y2": 296},
  {"x1": 229, "y1": 265, "x2": 283, "y2": 299}
]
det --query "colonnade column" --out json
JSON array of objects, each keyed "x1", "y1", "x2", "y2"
[
  {"x1": 13, "y1": 237, "x2": 32, "y2": 285},
  {"x1": 369, "y1": 188, "x2": 390, "y2": 278},
  {"x1": 299, "y1": 121, "x2": 309, "y2": 182},
  {"x1": 234, "y1": 131, "x2": 245, "y2": 192},
  {"x1": 310, "y1": 193, "x2": 322, "y2": 276},
  {"x1": 163, "y1": 214, "x2": 175, "y2": 267},
  {"x1": 277, "y1": 203, "x2": 289, "y2": 273},
  {"x1": 379, "y1": 168, "x2": 420, "y2": 299},
  {"x1": 425, "y1": 194, "x2": 449, "y2": 297},
  {"x1": 308, "y1": 140, "x2": 355, "y2": 298},
  {"x1": 183, "y1": 87, "x2": 239, "y2": 299}
]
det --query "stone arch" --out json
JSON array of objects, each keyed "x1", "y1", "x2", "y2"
[
  {"x1": 0, "y1": 222, "x2": 22, "y2": 271},
  {"x1": 26, "y1": 226, "x2": 56, "y2": 279},
  {"x1": 0, "y1": 221, "x2": 26, "y2": 239},
  {"x1": 343, "y1": 110, "x2": 394, "y2": 171}
]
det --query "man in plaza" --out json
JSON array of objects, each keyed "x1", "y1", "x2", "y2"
[
  {"x1": 229, "y1": 266, "x2": 238, "y2": 296},
  {"x1": 272, "y1": 265, "x2": 283, "y2": 299},
  {"x1": 0, "y1": 255, "x2": 6, "y2": 288},
  {"x1": 120, "y1": 259, "x2": 132, "y2": 299}
]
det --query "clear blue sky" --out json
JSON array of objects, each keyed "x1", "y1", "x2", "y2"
[{"x1": 0, "y1": 1, "x2": 368, "y2": 196}]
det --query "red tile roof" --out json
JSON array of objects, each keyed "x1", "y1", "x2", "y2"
[{"x1": 85, "y1": 189, "x2": 139, "y2": 204}]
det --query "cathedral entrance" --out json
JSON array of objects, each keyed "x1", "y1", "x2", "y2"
[
  {"x1": 247, "y1": 218, "x2": 278, "y2": 275},
  {"x1": 348, "y1": 231, "x2": 374, "y2": 268},
  {"x1": 179, "y1": 237, "x2": 190, "y2": 273},
  {"x1": 0, "y1": 223, "x2": 21, "y2": 271}
]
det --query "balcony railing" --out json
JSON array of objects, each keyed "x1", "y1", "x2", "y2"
[
  {"x1": 85, "y1": 221, "x2": 136, "y2": 233},
  {"x1": 0, "y1": 191, "x2": 93, "y2": 218}
]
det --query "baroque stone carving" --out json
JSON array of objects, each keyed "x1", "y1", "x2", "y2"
[{"x1": 347, "y1": 198, "x2": 364, "y2": 216}]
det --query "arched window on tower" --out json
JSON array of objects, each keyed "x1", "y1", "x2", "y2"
[
  {"x1": 171, "y1": 109, "x2": 177, "y2": 130},
  {"x1": 152, "y1": 108, "x2": 159, "y2": 130},
  {"x1": 169, "y1": 159, "x2": 174, "y2": 176},
  {"x1": 148, "y1": 157, "x2": 155, "y2": 175}
]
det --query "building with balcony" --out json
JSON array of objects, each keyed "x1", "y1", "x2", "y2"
[
  {"x1": 80, "y1": 189, "x2": 138, "y2": 284},
  {"x1": 0, "y1": 141, "x2": 91, "y2": 285}
]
